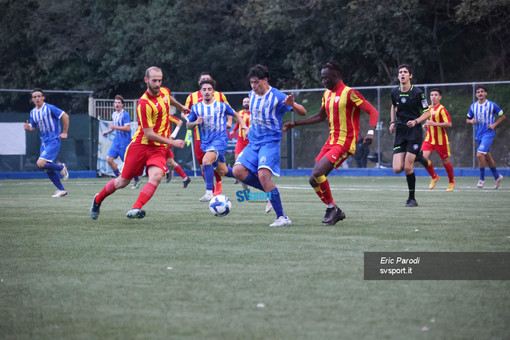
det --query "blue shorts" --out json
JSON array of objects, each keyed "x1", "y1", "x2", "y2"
[
  {"x1": 201, "y1": 140, "x2": 227, "y2": 164},
  {"x1": 235, "y1": 141, "x2": 281, "y2": 177},
  {"x1": 107, "y1": 143, "x2": 129, "y2": 160},
  {"x1": 39, "y1": 138, "x2": 61, "y2": 162},
  {"x1": 475, "y1": 134, "x2": 494, "y2": 154}
]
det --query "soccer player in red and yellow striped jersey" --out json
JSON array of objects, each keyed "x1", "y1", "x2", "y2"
[
  {"x1": 421, "y1": 88, "x2": 455, "y2": 191},
  {"x1": 283, "y1": 61, "x2": 379, "y2": 225},
  {"x1": 90, "y1": 67, "x2": 189, "y2": 220},
  {"x1": 184, "y1": 72, "x2": 230, "y2": 195},
  {"x1": 232, "y1": 97, "x2": 251, "y2": 158}
]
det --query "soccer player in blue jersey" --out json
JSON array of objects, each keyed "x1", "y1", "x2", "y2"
[
  {"x1": 24, "y1": 88, "x2": 70, "y2": 197},
  {"x1": 102, "y1": 95, "x2": 141, "y2": 188},
  {"x1": 466, "y1": 85, "x2": 506, "y2": 189},
  {"x1": 233, "y1": 64, "x2": 306, "y2": 227},
  {"x1": 186, "y1": 79, "x2": 248, "y2": 202}
]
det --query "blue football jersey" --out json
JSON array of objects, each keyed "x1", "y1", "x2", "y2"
[
  {"x1": 29, "y1": 103, "x2": 64, "y2": 142},
  {"x1": 248, "y1": 87, "x2": 292, "y2": 145},
  {"x1": 112, "y1": 110, "x2": 132, "y2": 147},
  {"x1": 467, "y1": 100, "x2": 504, "y2": 139},
  {"x1": 188, "y1": 101, "x2": 235, "y2": 146}
]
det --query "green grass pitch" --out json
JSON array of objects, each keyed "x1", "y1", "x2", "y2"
[{"x1": 1, "y1": 176, "x2": 509, "y2": 339}]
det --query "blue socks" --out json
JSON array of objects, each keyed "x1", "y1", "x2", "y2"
[
  {"x1": 479, "y1": 167, "x2": 485, "y2": 181},
  {"x1": 113, "y1": 169, "x2": 120, "y2": 177},
  {"x1": 204, "y1": 164, "x2": 214, "y2": 191},
  {"x1": 489, "y1": 167, "x2": 500, "y2": 180},
  {"x1": 46, "y1": 170, "x2": 65, "y2": 190},
  {"x1": 243, "y1": 172, "x2": 264, "y2": 191},
  {"x1": 225, "y1": 167, "x2": 234, "y2": 178},
  {"x1": 269, "y1": 188, "x2": 284, "y2": 218},
  {"x1": 242, "y1": 172, "x2": 285, "y2": 218},
  {"x1": 43, "y1": 162, "x2": 63, "y2": 172}
]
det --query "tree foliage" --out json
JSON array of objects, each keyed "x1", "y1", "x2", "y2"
[{"x1": 1, "y1": 0, "x2": 508, "y2": 103}]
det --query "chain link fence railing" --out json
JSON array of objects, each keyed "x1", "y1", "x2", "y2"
[{"x1": 2, "y1": 81, "x2": 509, "y2": 173}]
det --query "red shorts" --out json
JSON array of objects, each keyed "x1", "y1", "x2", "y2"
[
  {"x1": 165, "y1": 146, "x2": 175, "y2": 159},
  {"x1": 121, "y1": 143, "x2": 168, "y2": 179},
  {"x1": 421, "y1": 141, "x2": 450, "y2": 159},
  {"x1": 235, "y1": 138, "x2": 249, "y2": 155},
  {"x1": 194, "y1": 136, "x2": 204, "y2": 164},
  {"x1": 316, "y1": 143, "x2": 352, "y2": 169}
]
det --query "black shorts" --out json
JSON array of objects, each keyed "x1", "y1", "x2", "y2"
[{"x1": 393, "y1": 124, "x2": 422, "y2": 155}]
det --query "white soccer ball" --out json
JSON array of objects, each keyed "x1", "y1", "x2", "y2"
[{"x1": 209, "y1": 194, "x2": 232, "y2": 217}]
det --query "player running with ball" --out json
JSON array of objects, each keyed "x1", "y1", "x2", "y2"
[{"x1": 283, "y1": 61, "x2": 378, "y2": 225}]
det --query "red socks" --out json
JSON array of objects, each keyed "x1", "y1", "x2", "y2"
[
  {"x1": 174, "y1": 165, "x2": 187, "y2": 179},
  {"x1": 444, "y1": 162, "x2": 454, "y2": 183},
  {"x1": 133, "y1": 182, "x2": 157, "y2": 209},
  {"x1": 314, "y1": 176, "x2": 335, "y2": 205},
  {"x1": 96, "y1": 179, "x2": 116, "y2": 204}
]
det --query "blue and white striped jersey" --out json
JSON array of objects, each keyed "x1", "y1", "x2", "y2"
[
  {"x1": 248, "y1": 87, "x2": 292, "y2": 145},
  {"x1": 188, "y1": 101, "x2": 235, "y2": 146},
  {"x1": 467, "y1": 100, "x2": 504, "y2": 139},
  {"x1": 29, "y1": 103, "x2": 64, "y2": 142},
  {"x1": 111, "y1": 110, "x2": 132, "y2": 147}
]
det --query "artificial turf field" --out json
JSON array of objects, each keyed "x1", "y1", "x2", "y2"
[{"x1": 1, "y1": 176, "x2": 509, "y2": 339}]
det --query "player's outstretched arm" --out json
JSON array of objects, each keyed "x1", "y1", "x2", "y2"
[
  {"x1": 170, "y1": 96, "x2": 191, "y2": 115},
  {"x1": 283, "y1": 107, "x2": 327, "y2": 132},
  {"x1": 359, "y1": 100, "x2": 379, "y2": 146},
  {"x1": 143, "y1": 127, "x2": 185, "y2": 148}
]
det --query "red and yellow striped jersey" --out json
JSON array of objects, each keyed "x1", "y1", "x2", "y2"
[
  {"x1": 132, "y1": 87, "x2": 172, "y2": 147},
  {"x1": 322, "y1": 81, "x2": 369, "y2": 153},
  {"x1": 424, "y1": 104, "x2": 451, "y2": 146},
  {"x1": 185, "y1": 91, "x2": 229, "y2": 140},
  {"x1": 234, "y1": 109, "x2": 250, "y2": 139}
]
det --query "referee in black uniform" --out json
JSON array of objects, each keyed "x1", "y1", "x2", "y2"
[{"x1": 389, "y1": 64, "x2": 430, "y2": 207}]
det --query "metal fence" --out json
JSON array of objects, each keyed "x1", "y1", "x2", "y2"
[
  {"x1": 2, "y1": 81, "x2": 509, "y2": 172},
  {"x1": 92, "y1": 99, "x2": 138, "y2": 121},
  {"x1": 172, "y1": 80, "x2": 510, "y2": 170}
]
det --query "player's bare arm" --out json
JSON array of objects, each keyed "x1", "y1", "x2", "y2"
[
  {"x1": 108, "y1": 122, "x2": 131, "y2": 132},
  {"x1": 359, "y1": 99, "x2": 379, "y2": 145},
  {"x1": 186, "y1": 117, "x2": 203, "y2": 130},
  {"x1": 407, "y1": 109, "x2": 431, "y2": 128},
  {"x1": 170, "y1": 96, "x2": 191, "y2": 115},
  {"x1": 284, "y1": 94, "x2": 306, "y2": 116},
  {"x1": 389, "y1": 106, "x2": 397, "y2": 133},
  {"x1": 142, "y1": 127, "x2": 185, "y2": 148},
  {"x1": 426, "y1": 120, "x2": 452, "y2": 128},
  {"x1": 283, "y1": 107, "x2": 327, "y2": 132},
  {"x1": 24, "y1": 120, "x2": 35, "y2": 132},
  {"x1": 59, "y1": 112, "x2": 69, "y2": 139},
  {"x1": 488, "y1": 114, "x2": 506, "y2": 130}
]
